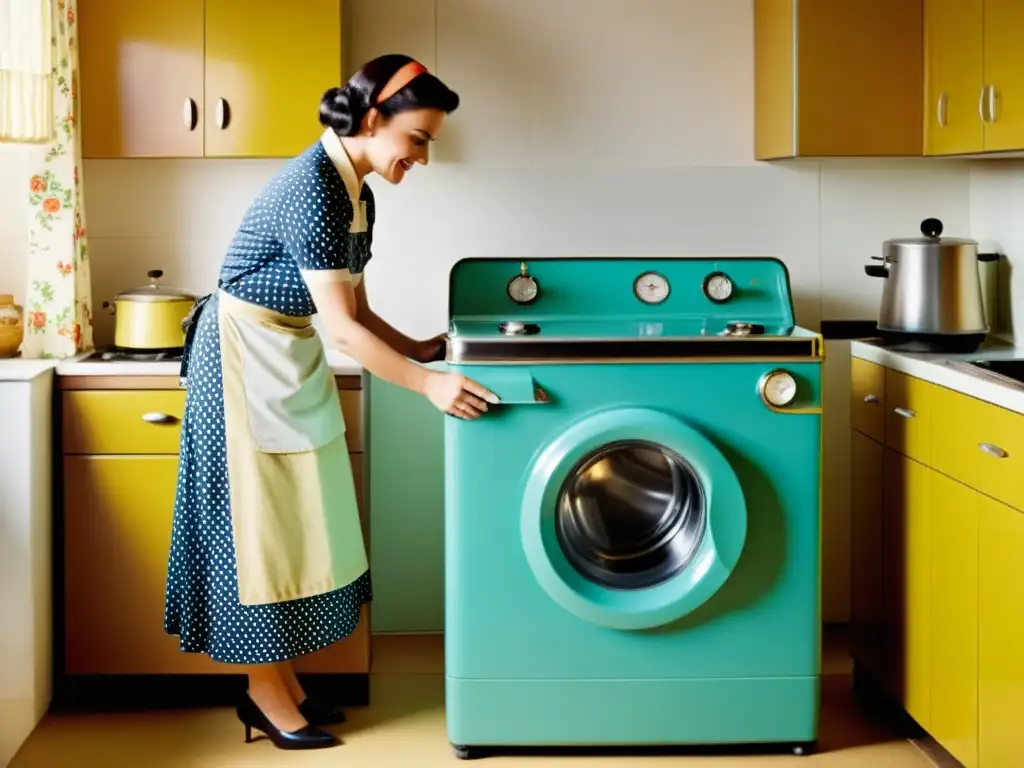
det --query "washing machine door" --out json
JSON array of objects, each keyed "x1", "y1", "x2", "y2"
[{"x1": 520, "y1": 407, "x2": 747, "y2": 630}]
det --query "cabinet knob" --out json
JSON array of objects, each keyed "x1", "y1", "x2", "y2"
[
  {"x1": 863, "y1": 393, "x2": 879, "y2": 404},
  {"x1": 142, "y1": 412, "x2": 178, "y2": 425},
  {"x1": 893, "y1": 407, "x2": 915, "y2": 419},
  {"x1": 978, "y1": 442, "x2": 1008, "y2": 459},
  {"x1": 215, "y1": 98, "x2": 231, "y2": 130},
  {"x1": 937, "y1": 91, "x2": 948, "y2": 128},
  {"x1": 182, "y1": 98, "x2": 198, "y2": 131}
]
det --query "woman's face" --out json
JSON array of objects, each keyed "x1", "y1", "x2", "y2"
[{"x1": 365, "y1": 108, "x2": 446, "y2": 184}]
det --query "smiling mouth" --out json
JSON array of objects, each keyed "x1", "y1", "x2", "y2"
[{"x1": 399, "y1": 159, "x2": 413, "y2": 171}]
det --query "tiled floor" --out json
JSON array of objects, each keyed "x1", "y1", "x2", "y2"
[{"x1": 11, "y1": 635, "x2": 935, "y2": 767}]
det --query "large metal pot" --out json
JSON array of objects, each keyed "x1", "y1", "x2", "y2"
[
  {"x1": 104, "y1": 270, "x2": 196, "y2": 352},
  {"x1": 864, "y1": 218, "x2": 988, "y2": 352}
]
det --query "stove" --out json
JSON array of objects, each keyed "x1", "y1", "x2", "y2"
[{"x1": 88, "y1": 348, "x2": 183, "y2": 363}]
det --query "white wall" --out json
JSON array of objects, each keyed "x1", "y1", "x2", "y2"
[{"x1": 0, "y1": 0, "x2": 980, "y2": 622}]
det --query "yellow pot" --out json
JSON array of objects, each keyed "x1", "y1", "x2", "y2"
[
  {"x1": 0, "y1": 294, "x2": 24, "y2": 358},
  {"x1": 109, "y1": 270, "x2": 196, "y2": 351}
]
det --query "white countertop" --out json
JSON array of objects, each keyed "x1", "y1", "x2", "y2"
[
  {"x1": 850, "y1": 338, "x2": 1024, "y2": 415},
  {"x1": 0, "y1": 357, "x2": 60, "y2": 382},
  {"x1": 53, "y1": 349, "x2": 363, "y2": 377}
]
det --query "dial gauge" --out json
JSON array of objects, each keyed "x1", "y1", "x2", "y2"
[
  {"x1": 702, "y1": 271, "x2": 734, "y2": 303},
  {"x1": 507, "y1": 262, "x2": 540, "y2": 305},
  {"x1": 633, "y1": 271, "x2": 670, "y2": 304},
  {"x1": 758, "y1": 370, "x2": 798, "y2": 408}
]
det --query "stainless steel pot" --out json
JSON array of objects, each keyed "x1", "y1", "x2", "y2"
[
  {"x1": 864, "y1": 218, "x2": 988, "y2": 351},
  {"x1": 103, "y1": 269, "x2": 197, "y2": 352}
]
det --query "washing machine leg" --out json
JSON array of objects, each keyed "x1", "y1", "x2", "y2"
[
  {"x1": 791, "y1": 741, "x2": 817, "y2": 757},
  {"x1": 452, "y1": 744, "x2": 480, "y2": 760}
]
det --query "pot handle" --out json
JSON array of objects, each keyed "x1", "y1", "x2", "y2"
[{"x1": 864, "y1": 264, "x2": 888, "y2": 278}]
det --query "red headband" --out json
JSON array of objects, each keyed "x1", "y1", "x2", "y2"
[{"x1": 376, "y1": 61, "x2": 428, "y2": 104}]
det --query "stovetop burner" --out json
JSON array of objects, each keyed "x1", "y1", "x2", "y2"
[{"x1": 97, "y1": 348, "x2": 183, "y2": 363}]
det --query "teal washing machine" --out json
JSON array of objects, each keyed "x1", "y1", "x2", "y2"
[{"x1": 443, "y1": 258, "x2": 823, "y2": 760}]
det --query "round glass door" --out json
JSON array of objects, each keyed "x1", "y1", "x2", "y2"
[
  {"x1": 556, "y1": 440, "x2": 706, "y2": 590},
  {"x1": 520, "y1": 407, "x2": 747, "y2": 630}
]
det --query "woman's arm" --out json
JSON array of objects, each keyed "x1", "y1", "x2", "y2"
[{"x1": 353, "y1": 278, "x2": 421, "y2": 360}]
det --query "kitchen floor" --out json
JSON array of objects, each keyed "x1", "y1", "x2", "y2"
[{"x1": 12, "y1": 634, "x2": 937, "y2": 768}]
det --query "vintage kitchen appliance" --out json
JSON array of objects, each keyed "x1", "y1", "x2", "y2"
[
  {"x1": 444, "y1": 257, "x2": 823, "y2": 759},
  {"x1": 103, "y1": 270, "x2": 196, "y2": 353}
]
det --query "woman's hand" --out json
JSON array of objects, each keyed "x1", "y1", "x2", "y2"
[
  {"x1": 424, "y1": 371, "x2": 499, "y2": 419},
  {"x1": 413, "y1": 333, "x2": 448, "y2": 363}
]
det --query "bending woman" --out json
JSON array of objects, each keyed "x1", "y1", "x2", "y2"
[{"x1": 164, "y1": 54, "x2": 497, "y2": 751}]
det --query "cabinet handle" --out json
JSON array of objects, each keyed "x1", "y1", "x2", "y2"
[
  {"x1": 215, "y1": 98, "x2": 231, "y2": 130},
  {"x1": 182, "y1": 98, "x2": 197, "y2": 131},
  {"x1": 893, "y1": 407, "x2": 915, "y2": 419},
  {"x1": 989, "y1": 85, "x2": 1000, "y2": 124},
  {"x1": 979, "y1": 85, "x2": 990, "y2": 123},
  {"x1": 863, "y1": 393, "x2": 879, "y2": 404},
  {"x1": 979, "y1": 442, "x2": 1008, "y2": 459},
  {"x1": 937, "y1": 91, "x2": 948, "y2": 128},
  {"x1": 142, "y1": 412, "x2": 179, "y2": 425}
]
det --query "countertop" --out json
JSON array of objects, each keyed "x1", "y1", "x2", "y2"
[
  {"x1": 0, "y1": 357, "x2": 61, "y2": 382},
  {"x1": 850, "y1": 338, "x2": 1024, "y2": 415},
  {"x1": 52, "y1": 349, "x2": 363, "y2": 377}
]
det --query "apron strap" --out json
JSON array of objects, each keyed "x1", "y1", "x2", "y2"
[{"x1": 178, "y1": 293, "x2": 214, "y2": 388}]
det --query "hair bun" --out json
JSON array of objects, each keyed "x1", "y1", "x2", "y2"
[{"x1": 319, "y1": 86, "x2": 354, "y2": 135}]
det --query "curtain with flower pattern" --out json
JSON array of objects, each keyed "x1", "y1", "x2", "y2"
[{"x1": 19, "y1": 0, "x2": 93, "y2": 358}]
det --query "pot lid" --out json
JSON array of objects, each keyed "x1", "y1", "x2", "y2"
[
  {"x1": 116, "y1": 270, "x2": 196, "y2": 303},
  {"x1": 885, "y1": 217, "x2": 977, "y2": 247}
]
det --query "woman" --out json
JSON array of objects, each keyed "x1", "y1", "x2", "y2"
[{"x1": 164, "y1": 54, "x2": 497, "y2": 751}]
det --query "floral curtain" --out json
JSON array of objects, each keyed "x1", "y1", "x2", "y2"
[{"x1": 20, "y1": 0, "x2": 93, "y2": 358}]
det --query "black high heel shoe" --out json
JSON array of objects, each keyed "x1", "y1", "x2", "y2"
[
  {"x1": 236, "y1": 694, "x2": 339, "y2": 750},
  {"x1": 298, "y1": 697, "x2": 347, "y2": 726}
]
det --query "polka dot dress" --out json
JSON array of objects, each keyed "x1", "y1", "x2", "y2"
[{"x1": 164, "y1": 140, "x2": 374, "y2": 665}]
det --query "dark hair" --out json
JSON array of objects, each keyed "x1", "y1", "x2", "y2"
[{"x1": 319, "y1": 54, "x2": 460, "y2": 137}]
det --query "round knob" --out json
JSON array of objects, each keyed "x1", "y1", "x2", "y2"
[{"x1": 920, "y1": 218, "x2": 943, "y2": 239}]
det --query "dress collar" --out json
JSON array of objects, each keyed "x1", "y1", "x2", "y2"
[{"x1": 320, "y1": 128, "x2": 363, "y2": 203}]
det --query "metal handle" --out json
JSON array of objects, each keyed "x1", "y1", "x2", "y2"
[
  {"x1": 142, "y1": 412, "x2": 178, "y2": 425},
  {"x1": 894, "y1": 407, "x2": 915, "y2": 419},
  {"x1": 937, "y1": 91, "x2": 948, "y2": 128},
  {"x1": 182, "y1": 98, "x2": 197, "y2": 131},
  {"x1": 980, "y1": 85, "x2": 989, "y2": 123},
  {"x1": 979, "y1": 442, "x2": 1008, "y2": 459},
  {"x1": 215, "y1": 98, "x2": 229, "y2": 130},
  {"x1": 863, "y1": 393, "x2": 879, "y2": 404},
  {"x1": 989, "y1": 85, "x2": 1000, "y2": 124}
]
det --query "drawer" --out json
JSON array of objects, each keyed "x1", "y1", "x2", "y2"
[
  {"x1": 64, "y1": 390, "x2": 186, "y2": 455},
  {"x1": 851, "y1": 357, "x2": 885, "y2": 442},
  {"x1": 933, "y1": 386, "x2": 1024, "y2": 512},
  {"x1": 884, "y1": 370, "x2": 936, "y2": 464}
]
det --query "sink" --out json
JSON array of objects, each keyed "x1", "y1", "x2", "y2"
[{"x1": 948, "y1": 358, "x2": 1024, "y2": 389}]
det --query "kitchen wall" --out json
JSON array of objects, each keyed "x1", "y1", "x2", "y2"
[
  {"x1": 969, "y1": 160, "x2": 1024, "y2": 339},
  {"x1": 0, "y1": 0, "x2": 981, "y2": 627}
]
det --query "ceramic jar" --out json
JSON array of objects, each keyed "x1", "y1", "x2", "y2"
[{"x1": 0, "y1": 295, "x2": 25, "y2": 358}]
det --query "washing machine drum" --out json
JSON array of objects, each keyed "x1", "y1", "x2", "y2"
[{"x1": 556, "y1": 440, "x2": 706, "y2": 590}]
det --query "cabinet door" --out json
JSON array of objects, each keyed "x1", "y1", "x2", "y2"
[
  {"x1": 64, "y1": 455, "x2": 220, "y2": 674},
  {"x1": 204, "y1": 0, "x2": 342, "y2": 158},
  {"x1": 79, "y1": 0, "x2": 205, "y2": 158},
  {"x1": 924, "y1": 0, "x2": 984, "y2": 155},
  {"x1": 929, "y1": 473, "x2": 978, "y2": 768},
  {"x1": 978, "y1": 495, "x2": 1024, "y2": 767},
  {"x1": 850, "y1": 431, "x2": 884, "y2": 678},
  {"x1": 982, "y1": 0, "x2": 1024, "y2": 151},
  {"x1": 881, "y1": 449, "x2": 931, "y2": 728}
]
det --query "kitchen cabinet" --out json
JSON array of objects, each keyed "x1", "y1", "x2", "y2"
[
  {"x1": 754, "y1": 0, "x2": 923, "y2": 160},
  {"x1": 849, "y1": 430, "x2": 884, "y2": 681},
  {"x1": 978, "y1": 495, "x2": 1024, "y2": 768},
  {"x1": 924, "y1": 0, "x2": 1024, "y2": 156},
  {"x1": 849, "y1": 357, "x2": 1024, "y2": 766},
  {"x1": 79, "y1": 0, "x2": 341, "y2": 159},
  {"x1": 57, "y1": 373, "x2": 368, "y2": 705}
]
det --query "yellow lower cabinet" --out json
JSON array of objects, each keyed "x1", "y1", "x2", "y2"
[
  {"x1": 850, "y1": 430, "x2": 885, "y2": 678},
  {"x1": 881, "y1": 449, "x2": 931, "y2": 728},
  {"x1": 929, "y1": 472, "x2": 979, "y2": 768},
  {"x1": 64, "y1": 455, "x2": 220, "y2": 675},
  {"x1": 978, "y1": 495, "x2": 1024, "y2": 768}
]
